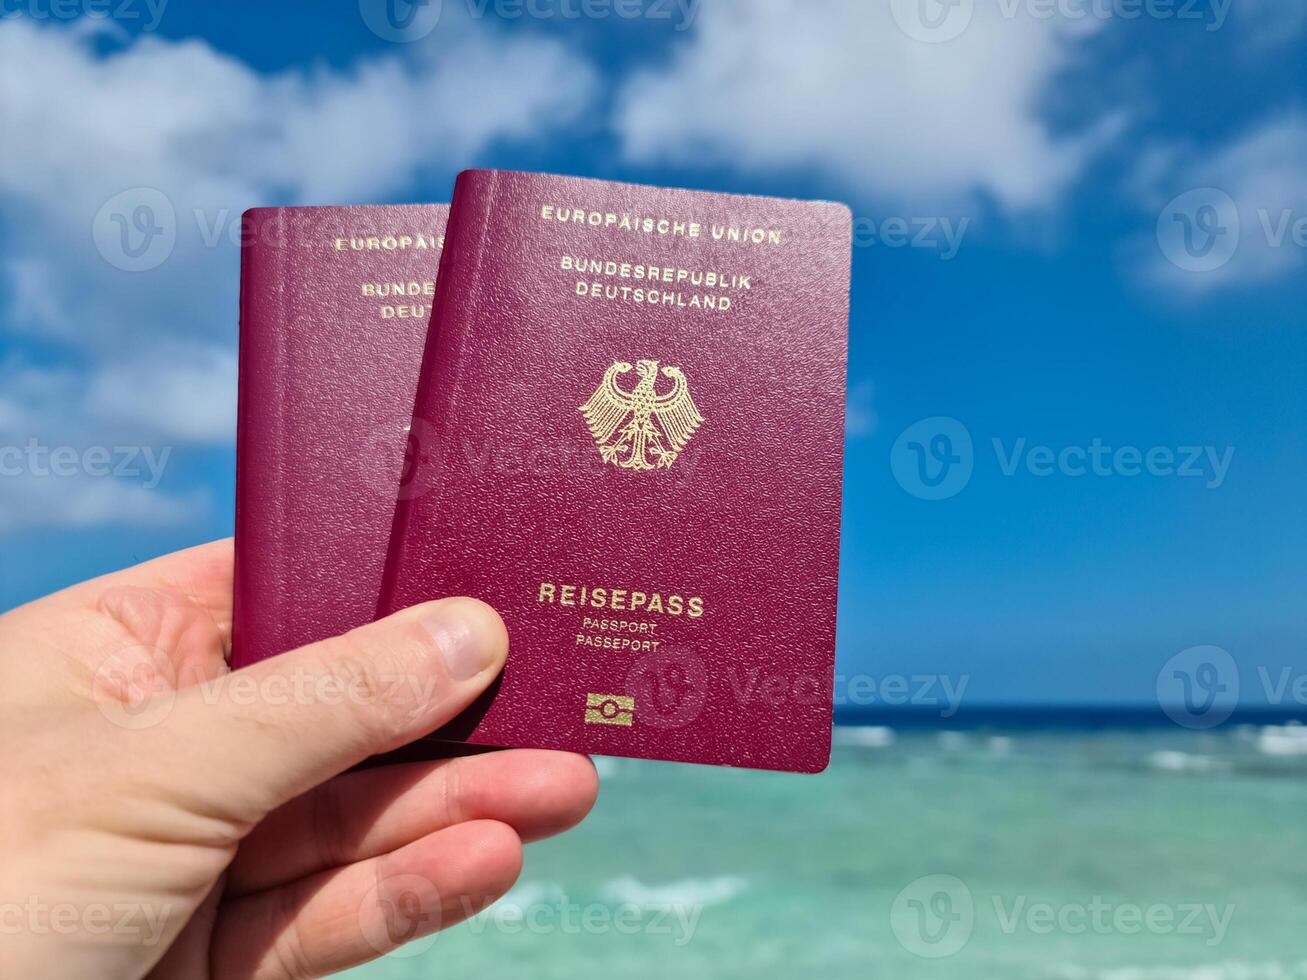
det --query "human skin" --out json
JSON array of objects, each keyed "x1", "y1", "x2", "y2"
[{"x1": 0, "y1": 539, "x2": 600, "y2": 978}]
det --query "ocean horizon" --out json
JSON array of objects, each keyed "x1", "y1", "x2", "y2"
[{"x1": 834, "y1": 705, "x2": 1307, "y2": 729}]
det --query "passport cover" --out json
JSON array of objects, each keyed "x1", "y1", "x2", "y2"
[
  {"x1": 233, "y1": 204, "x2": 449, "y2": 669},
  {"x1": 380, "y1": 171, "x2": 850, "y2": 772}
]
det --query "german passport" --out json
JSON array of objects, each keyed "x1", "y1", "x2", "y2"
[
  {"x1": 380, "y1": 172, "x2": 850, "y2": 772},
  {"x1": 233, "y1": 204, "x2": 449, "y2": 668}
]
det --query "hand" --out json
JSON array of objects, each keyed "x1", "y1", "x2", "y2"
[{"x1": 0, "y1": 540, "x2": 599, "y2": 979}]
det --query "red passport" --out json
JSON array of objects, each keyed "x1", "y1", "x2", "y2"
[
  {"x1": 233, "y1": 204, "x2": 449, "y2": 669},
  {"x1": 381, "y1": 172, "x2": 850, "y2": 772}
]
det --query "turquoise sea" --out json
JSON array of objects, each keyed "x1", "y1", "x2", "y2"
[{"x1": 348, "y1": 726, "x2": 1307, "y2": 979}]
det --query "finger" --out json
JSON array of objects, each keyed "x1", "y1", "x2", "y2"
[
  {"x1": 0, "y1": 540, "x2": 234, "y2": 705},
  {"x1": 228, "y1": 750, "x2": 598, "y2": 896},
  {"x1": 212, "y1": 820, "x2": 523, "y2": 979},
  {"x1": 142, "y1": 597, "x2": 509, "y2": 824},
  {"x1": 145, "y1": 876, "x2": 225, "y2": 979}
]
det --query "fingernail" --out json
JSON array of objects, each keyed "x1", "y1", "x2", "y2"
[{"x1": 425, "y1": 604, "x2": 495, "y2": 681}]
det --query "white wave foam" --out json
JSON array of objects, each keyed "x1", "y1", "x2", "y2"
[
  {"x1": 1147, "y1": 750, "x2": 1226, "y2": 774},
  {"x1": 833, "y1": 726, "x2": 895, "y2": 748},
  {"x1": 601, "y1": 875, "x2": 749, "y2": 908},
  {"x1": 479, "y1": 880, "x2": 566, "y2": 916},
  {"x1": 1257, "y1": 723, "x2": 1307, "y2": 757},
  {"x1": 988, "y1": 735, "x2": 1014, "y2": 755},
  {"x1": 1048, "y1": 961, "x2": 1307, "y2": 980},
  {"x1": 591, "y1": 756, "x2": 624, "y2": 780},
  {"x1": 1104, "y1": 964, "x2": 1307, "y2": 980},
  {"x1": 938, "y1": 731, "x2": 970, "y2": 750}
]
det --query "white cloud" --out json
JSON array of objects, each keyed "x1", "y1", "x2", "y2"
[
  {"x1": 0, "y1": 473, "x2": 207, "y2": 534},
  {"x1": 0, "y1": 14, "x2": 599, "y2": 530},
  {"x1": 0, "y1": 346, "x2": 233, "y2": 446},
  {"x1": 1237, "y1": 0, "x2": 1307, "y2": 49},
  {"x1": 0, "y1": 11, "x2": 598, "y2": 354},
  {"x1": 0, "y1": 14, "x2": 598, "y2": 244},
  {"x1": 615, "y1": 0, "x2": 1119, "y2": 212},
  {"x1": 0, "y1": 352, "x2": 215, "y2": 532},
  {"x1": 84, "y1": 347, "x2": 238, "y2": 444},
  {"x1": 845, "y1": 381, "x2": 878, "y2": 438},
  {"x1": 1129, "y1": 113, "x2": 1307, "y2": 294},
  {"x1": 6, "y1": 259, "x2": 71, "y2": 334}
]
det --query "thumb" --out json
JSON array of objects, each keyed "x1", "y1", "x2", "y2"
[{"x1": 146, "y1": 597, "x2": 507, "y2": 821}]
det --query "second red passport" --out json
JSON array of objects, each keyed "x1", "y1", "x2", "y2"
[
  {"x1": 382, "y1": 171, "x2": 851, "y2": 772},
  {"x1": 234, "y1": 204, "x2": 449, "y2": 669}
]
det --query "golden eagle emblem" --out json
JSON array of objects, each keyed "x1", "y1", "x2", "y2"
[{"x1": 580, "y1": 359, "x2": 705, "y2": 471}]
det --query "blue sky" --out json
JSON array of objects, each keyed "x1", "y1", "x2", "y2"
[{"x1": 1, "y1": 0, "x2": 1304, "y2": 707}]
